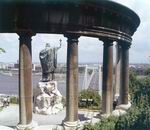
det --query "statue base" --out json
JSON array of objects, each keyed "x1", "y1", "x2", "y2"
[{"x1": 33, "y1": 80, "x2": 64, "y2": 115}]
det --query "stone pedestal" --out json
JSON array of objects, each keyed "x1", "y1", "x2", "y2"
[{"x1": 33, "y1": 81, "x2": 64, "y2": 115}]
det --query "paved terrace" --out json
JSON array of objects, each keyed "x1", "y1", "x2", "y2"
[{"x1": 0, "y1": 104, "x2": 99, "y2": 130}]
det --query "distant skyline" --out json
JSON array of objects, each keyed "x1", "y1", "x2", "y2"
[{"x1": 0, "y1": 0, "x2": 150, "y2": 64}]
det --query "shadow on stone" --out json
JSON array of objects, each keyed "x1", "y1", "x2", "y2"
[{"x1": 78, "y1": 114, "x2": 90, "y2": 121}]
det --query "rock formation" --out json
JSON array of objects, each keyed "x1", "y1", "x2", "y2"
[{"x1": 33, "y1": 81, "x2": 64, "y2": 115}]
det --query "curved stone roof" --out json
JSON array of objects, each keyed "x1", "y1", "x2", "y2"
[{"x1": 0, "y1": 0, "x2": 140, "y2": 42}]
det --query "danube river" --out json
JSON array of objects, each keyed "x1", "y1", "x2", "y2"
[{"x1": 0, "y1": 74, "x2": 91, "y2": 96}]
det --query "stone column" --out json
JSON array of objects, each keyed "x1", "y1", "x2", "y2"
[
  {"x1": 98, "y1": 65, "x2": 102, "y2": 96},
  {"x1": 16, "y1": 31, "x2": 37, "y2": 130},
  {"x1": 101, "y1": 39, "x2": 113, "y2": 115},
  {"x1": 63, "y1": 34, "x2": 80, "y2": 128},
  {"x1": 120, "y1": 43, "x2": 130, "y2": 104},
  {"x1": 114, "y1": 44, "x2": 121, "y2": 99}
]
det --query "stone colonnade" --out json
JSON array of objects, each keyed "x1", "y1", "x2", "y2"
[{"x1": 16, "y1": 31, "x2": 130, "y2": 129}]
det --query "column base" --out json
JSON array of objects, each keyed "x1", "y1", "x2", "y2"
[
  {"x1": 112, "y1": 102, "x2": 131, "y2": 117},
  {"x1": 63, "y1": 121, "x2": 80, "y2": 130},
  {"x1": 100, "y1": 113, "x2": 110, "y2": 118},
  {"x1": 116, "y1": 102, "x2": 131, "y2": 111},
  {"x1": 16, "y1": 121, "x2": 38, "y2": 130},
  {"x1": 114, "y1": 93, "x2": 119, "y2": 100},
  {"x1": 112, "y1": 109, "x2": 127, "y2": 117}
]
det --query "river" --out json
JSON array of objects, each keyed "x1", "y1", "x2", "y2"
[{"x1": 0, "y1": 74, "x2": 88, "y2": 96}]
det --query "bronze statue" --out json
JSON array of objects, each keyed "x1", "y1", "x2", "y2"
[{"x1": 39, "y1": 40, "x2": 62, "y2": 82}]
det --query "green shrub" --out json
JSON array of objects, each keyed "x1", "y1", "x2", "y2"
[
  {"x1": 83, "y1": 116, "x2": 118, "y2": 130},
  {"x1": 129, "y1": 73, "x2": 150, "y2": 107},
  {"x1": 115, "y1": 106, "x2": 138, "y2": 130},
  {"x1": 97, "y1": 116, "x2": 118, "y2": 130},
  {"x1": 83, "y1": 123, "x2": 95, "y2": 130},
  {"x1": 78, "y1": 89, "x2": 101, "y2": 110},
  {"x1": 115, "y1": 105, "x2": 150, "y2": 130},
  {"x1": 24, "y1": 128, "x2": 31, "y2": 130},
  {"x1": 83, "y1": 106, "x2": 150, "y2": 130},
  {"x1": 132, "y1": 106, "x2": 150, "y2": 130},
  {"x1": 10, "y1": 96, "x2": 19, "y2": 104}
]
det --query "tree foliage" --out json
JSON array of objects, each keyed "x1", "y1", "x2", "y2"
[
  {"x1": 83, "y1": 71, "x2": 150, "y2": 130},
  {"x1": 146, "y1": 67, "x2": 150, "y2": 75},
  {"x1": 129, "y1": 71, "x2": 150, "y2": 107}
]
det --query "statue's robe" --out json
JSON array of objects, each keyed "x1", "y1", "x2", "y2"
[{"x1": 39, "y1": 46, "x2": 60, "y2": 81}]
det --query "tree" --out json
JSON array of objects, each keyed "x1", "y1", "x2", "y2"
[
  {"x1": 129, "y1": 70, "x2": 150, "y2": 107},
  {"x1": 129, "y1": 70, "x2": 139, "y2": 103},
  {"x1": 146, "y1": 67, "x2": 150, "y2": 75}
]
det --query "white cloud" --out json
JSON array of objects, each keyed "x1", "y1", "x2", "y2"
[
  {"x1": 113, "y1": 0, "x2": 150, "y2": 63},
  {"x1": 78, "y1": 37, "x2": 103, "y2": 63},
  {"x1": 0, "y1": 34, "x2": 19, "y2": 63},
  {"x1": 112, "y1": 0, "x2": 136, "y2": 9}
]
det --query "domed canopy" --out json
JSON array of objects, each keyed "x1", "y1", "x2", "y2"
[{"x1": 0, "y1": 0, "x2": 140, "y2": 43}]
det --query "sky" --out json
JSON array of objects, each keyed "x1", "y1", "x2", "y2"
[{"x1": 0, "y1": 0, "x2": 149, "y2": 64}]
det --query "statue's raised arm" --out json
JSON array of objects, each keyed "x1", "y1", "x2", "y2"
[{"x1": 54, "y1": 39, "x2": 62, "y2": 51}]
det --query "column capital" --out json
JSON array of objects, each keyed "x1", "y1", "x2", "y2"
[
  {"x1": 64, "y1": 33, "x2": 80, "y2": 38},
  {"x1": 99, "y1": 38, "x2": 114, "y2": 46},
  {"x1": 17, "y1": 30, "x2": 36, "y2": 45},
  {"x1": 118, "y1": 41, "x2": 131, "y2": 49},
  {"x1": 17, "y1": 29, "x2": 36, "y2": 38},
  {"x1": 64, "y1": 33, "x2": 80, "y2": 43}
]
